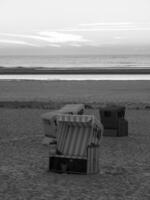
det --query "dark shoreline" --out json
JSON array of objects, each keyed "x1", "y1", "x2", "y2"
[{"x1": 0, "y1": 67, "x2": 150, "y2": 74}]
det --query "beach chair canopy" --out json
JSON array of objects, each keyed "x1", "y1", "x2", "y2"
[
  {"x1": 100, "y1": 105, "x2": 125, "y2": 119},
  {"x1": 59, "y1": 104, "x2": 84, "y2": 115},
  {"x1": 55, "y1": 114, "x2": 103, "y2": 158},
  {"x1": 41, "y1": 111, "x2": 59, "y2": 121}
]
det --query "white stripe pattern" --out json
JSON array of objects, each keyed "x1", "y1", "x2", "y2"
[{"x1": 56, "y1": 114, "x2": 103, "y2": 157}]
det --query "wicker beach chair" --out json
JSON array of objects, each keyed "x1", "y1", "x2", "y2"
[
  {"x1": 49, "y1": 114, "x2": 103, "y2": 174},
  {"x1": 99, "y1": 106, "x2": 128, "y2": 136}
]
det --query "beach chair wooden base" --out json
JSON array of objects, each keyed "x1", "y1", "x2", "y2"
[
  {"x1": 103, "y1": 120, "x2": 128, "y2": 137},
  {"x1": 49, "y1": 156, "x2": 87, "y2": 174},
  {"x1": 49, "y1": 146, "x2": 100, "y2": 174},
  {"x1": 103, "y1": 129, "x2": 118, "y2": 136}
]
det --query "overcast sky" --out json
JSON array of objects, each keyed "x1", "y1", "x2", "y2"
[{"x1": 0, "y1": 0, "x2": 150, "y2": 54}]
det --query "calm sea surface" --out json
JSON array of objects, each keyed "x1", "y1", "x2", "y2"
[{"x1": 0, "y1": 54, "x2": 150, "y2": 80}]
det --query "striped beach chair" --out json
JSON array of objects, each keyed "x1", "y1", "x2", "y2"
[{"x1": 49, "y1": 114, "x2": 103, "y2": 174}]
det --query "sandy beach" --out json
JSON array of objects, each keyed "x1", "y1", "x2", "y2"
[
  {"x1": 0, "y1": 80, "x2": 150, "y2": 108},
  {"x1": 0, "y1": 80, "x2": 150, "y2": 199}
]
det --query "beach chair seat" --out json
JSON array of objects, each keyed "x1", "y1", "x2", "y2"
[{"x1": 49, "y1": 114, "x2": 103, "y2": 174}]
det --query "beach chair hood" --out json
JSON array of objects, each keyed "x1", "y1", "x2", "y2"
[
  {"x1": 57, "y1": 114, "x2": 102, "y2": 129},
  {"x1": 56, "y1": 114, "x2": 103, "y2": 157}
]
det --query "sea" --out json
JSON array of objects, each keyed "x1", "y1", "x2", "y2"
[{"x1": 0, "y1": 54, "x2": 150, "y2": 80}]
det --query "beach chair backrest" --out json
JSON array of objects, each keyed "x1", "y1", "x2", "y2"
[{"x1": 56, "y1": 115, "x2": 102, "y2": 157}]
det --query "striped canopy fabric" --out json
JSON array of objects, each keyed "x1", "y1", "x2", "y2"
[
  {"x1": 56, "y1": 114, "x2": 103, "y2": 157},
  {"x1": 57, "y1": 114, "x2": 102, "y2": 128}
]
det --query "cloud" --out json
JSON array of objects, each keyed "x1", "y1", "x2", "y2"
[
  {"x1": 1, "y1": 22, "x2": 150, "y2": 48},
  {"x1": 57, "y1": 22, "x2": 150, "y2": 32},
  {"x1": 47, "y1": 43, "x2": 61, "y2": 47},
  {"x1": 79, "y1": 22, "x2": 134, "y2": 26},
  {"x1": 114, "y1": 36, "x2": 127, "y2": 40},
  {"x1": 38, "y1": 31, "x2": 89, "y2": 43},
  {"x1": 0, "y1": 31, "x2": 90, "y2": 47},
  {"x1": 58, "y1": 27, "x2": 150, "y2": 32},
  {"x1": 0, "y1": 39, "x2": 37, "y2": 46},
  {"x1": 69, "y1": 43, "x2": 82, "y2": 47}
]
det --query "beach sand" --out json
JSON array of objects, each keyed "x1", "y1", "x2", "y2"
[
  {"x1": 0, "y1": 80, "x2": 150, "y2": 108},
  {"x1": 0, "y1": 80, "x2": 150, "y2": 199}
]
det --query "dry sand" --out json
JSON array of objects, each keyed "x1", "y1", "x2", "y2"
[
  {"x1": 0, "y1": 80, "x2": 150, "y2": 108},
  {"x1": 0, "y1": 80, "x2": 150, "y2": 199}
]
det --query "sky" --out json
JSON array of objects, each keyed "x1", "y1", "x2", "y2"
[{"x1": 0, "y1": 0, "x2": 150, "y2": 55}]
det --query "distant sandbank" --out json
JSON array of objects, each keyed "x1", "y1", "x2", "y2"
[{"x1": 0, "y1": 67, "x2": 150, "y2": 74}]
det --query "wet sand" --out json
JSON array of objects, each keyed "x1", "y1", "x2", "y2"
[{"x1": 0, "y1": 66, "x2": 150, "y2": 74}]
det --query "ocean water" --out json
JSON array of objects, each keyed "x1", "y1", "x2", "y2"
[
  {"x1": 1, "y1": 54, "x2": 150, "y2": 68},
  {"x1": 0, "y1": 54, "x2": 150, "y2": 80}
]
